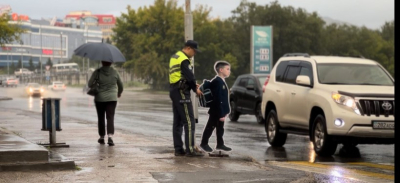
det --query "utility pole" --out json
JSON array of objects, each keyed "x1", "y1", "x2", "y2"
[
  {"x1": 40, "y1": 25, "x2": 43, "y2": 82},
  {"x1": 185, "y1": 0, "x2": 199, "y2": 129},
  {"x1": 60, "y1": 32, "x2": 63, "y2": 63}
]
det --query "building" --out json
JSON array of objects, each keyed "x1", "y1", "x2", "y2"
[
  {"x1": 0, "y1": 18, "x2": 103, "y2": 68},
  {"x1": 64, "y1": 11, "x2": 116, "y2": 41}
]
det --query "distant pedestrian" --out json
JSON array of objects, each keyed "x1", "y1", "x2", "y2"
[
  {"x1": 88, "y1": 61, "x2": 123, "y2": 146},
  {"x1": 200, "y1": 61, "x2": 232, "y2": 153}
]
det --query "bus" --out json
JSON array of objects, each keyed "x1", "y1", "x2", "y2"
[{"x1": 52, "y1": 63, "x2": 80, "y2": 73}]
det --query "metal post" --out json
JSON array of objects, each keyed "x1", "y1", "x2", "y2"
[
  {"x1": 7, "y1": 50, "x2": 9, "y2": 76},
  {"x1": 50, "y1": 99, "x2": 56, "y2": 146},
  {"x1": 40, "y1": 25, "x2": 43, "y2": 83},
  {"x1": 60, "y1": 32, "x2": 63, "y2": 63},
  {"x1": 185, "y1": 0, "x2": 198, "y2": 123}
]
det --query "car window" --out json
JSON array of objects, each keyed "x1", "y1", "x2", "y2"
[
  {"x1": 275, "y1": 61, "x2": 289, "y2": 82},
  {"x1": 283, "y1": 66, "x2": 301, "y2": 84},
  {"x1": 247, "y1": 78, "x2": 255, "y2": 87},
  {"x1": 317, "y1": 63, "x2": 393, "y2": 85},
  {"x1": 299, "y1": 67, "x2": 313, "y2": 83},
  {"x1": 239, "y1": 78, "x2": 249, "y2": 87}
]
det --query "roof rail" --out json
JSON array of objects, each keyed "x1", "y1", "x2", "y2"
[
  {"x1": 329, "y1": 54, "x2": 365, "y2": 59},
  {"x1": 283, "y1": 53, "x2": 310, "y2": 57}
]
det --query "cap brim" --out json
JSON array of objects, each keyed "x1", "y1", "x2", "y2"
[{"x1": 194, "y1": 48, "x2": 201, "y2": 53}]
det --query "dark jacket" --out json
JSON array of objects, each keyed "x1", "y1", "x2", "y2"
[{"x1": 208, "y1": 76, "x2": 231, "y2": 118}]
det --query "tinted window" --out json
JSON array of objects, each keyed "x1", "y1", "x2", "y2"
[
  {"x1": 275, "y1": 61, "x2": 289, "y2": 82},
  {"x1": 317, "y1": 64, "x2": 393, "y2": 86},
  {"x1": 283, "y1": 66, "x2": 301, "y2": 84},
  {"x1": 299, "y1": 67, "x2": 313, "y2": 83},
  {"x1": 239, "y1": 78, "x2": 249, "y2": 87},
  {"x1": 247, "y1": 78, "x2": 255, "y2": 87}
]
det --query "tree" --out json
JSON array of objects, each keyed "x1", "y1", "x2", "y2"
[
  {"x1": 17, "y1": 59, "x2": 22, "y2": 69},
  {"x1": 46, "y1": 58, "x2": 53, "y2": 67},
  {"x1": 28, "y1": 57, "x2": 35, "y2": 71},
  {"x1": 10, "y1": 61, "x2": 15, "y2": 74},
  {"x1": 0, "y1": 14, "x2": 26, "y2": 46}
]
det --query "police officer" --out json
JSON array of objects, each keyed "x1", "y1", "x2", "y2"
[{"x1": 169, "y1": 40, "x2": 204, "y2": 157}]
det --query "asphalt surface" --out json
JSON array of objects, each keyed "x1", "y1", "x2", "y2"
[{"x1": 0, "y1": 86, "x2": 394, "y2": 182}]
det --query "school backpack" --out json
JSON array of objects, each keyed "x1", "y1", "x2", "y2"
[{"x1": 198, "y1": 79, "x2": 213, "y2": 108}]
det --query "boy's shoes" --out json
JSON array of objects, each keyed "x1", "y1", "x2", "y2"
[
  {"x1": 174, "y1": 150, "x2": 186, "y2": 156},
  {"x1": 200, "y1": 144, "x2": 213, "y2": 153},
  {"x1": 186, "y1": 150, "x2": 205, "y2": 157},
  {"x1": 98, "y1": 138, "x2": 105, "y2": 144},
  {"x1": 216, "y1": 145, "x2": 232, "y2": 152},
  {"x1": 108, "y1": 138, "x2": 114, "y2": 146}
]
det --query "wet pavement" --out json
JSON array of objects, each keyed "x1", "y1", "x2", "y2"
[{"x1": 0, "y1": 86, "x2": 394, "y2": 182}]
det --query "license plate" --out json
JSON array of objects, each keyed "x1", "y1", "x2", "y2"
[{"x1": 372, "y1": 121, "x2": 394, "y2": 129}]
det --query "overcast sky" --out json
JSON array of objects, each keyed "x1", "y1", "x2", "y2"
[{"x1": 3, "y1": 0, "x2": 394, "y2": 30}]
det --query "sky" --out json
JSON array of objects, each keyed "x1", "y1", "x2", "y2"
[{"x1": 3, "y1": 0, "x2": 394, "y2": 30}]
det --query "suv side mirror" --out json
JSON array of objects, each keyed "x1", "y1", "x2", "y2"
[
  {"x1": 246, "y1": 85, "x2": 255, "y2": 90},
  {"x1": 296, "y1": 75, "x2": 311, "y2": 86}
]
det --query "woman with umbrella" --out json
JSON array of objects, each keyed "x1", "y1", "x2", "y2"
[{"x1": 75, "y1": 42, "x2": 125, "y2": 146}]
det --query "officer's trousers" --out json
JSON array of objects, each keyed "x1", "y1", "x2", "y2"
[{"x1": 169, "y1": 86, "x2": 196, "y2": 154}]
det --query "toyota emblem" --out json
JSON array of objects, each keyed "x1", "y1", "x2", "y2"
[{"x1": 382, "y1": 101, "x2": 392, "y2": 111}]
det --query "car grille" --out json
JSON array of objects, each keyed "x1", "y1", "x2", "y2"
[{"x1": 357, "y1": 100, "x2": 394, "y2": 117}]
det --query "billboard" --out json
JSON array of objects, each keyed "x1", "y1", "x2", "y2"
[{"x1": 251, "y1": 26, "x2": 273, "y2": 74}]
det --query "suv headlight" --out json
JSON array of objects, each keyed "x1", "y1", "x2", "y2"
[{"x1": 331, "y1": 92, "x2": 361, "y2": 115}]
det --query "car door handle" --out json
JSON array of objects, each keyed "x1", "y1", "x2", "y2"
[
  {"x1": 276, "y1": 90, "x2": 281, "y2": 92},
  {"x1": 291, "y1": 91, "x2": 296, "y2": 95}
]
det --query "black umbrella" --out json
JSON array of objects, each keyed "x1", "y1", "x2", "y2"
[{"x1": 74, "y1": 42, "x2": 126, "y2": 62}]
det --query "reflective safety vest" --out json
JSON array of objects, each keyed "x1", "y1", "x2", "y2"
[{"x1": 169, "y1": 51, "x2": 190, "y2": 84}]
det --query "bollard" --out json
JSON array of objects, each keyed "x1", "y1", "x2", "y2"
[{"x1": 40, "y1": 98, "x2": 69, "y2": 148}]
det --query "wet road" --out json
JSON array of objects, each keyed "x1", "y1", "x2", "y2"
[{"x1": 0, "y1": 86, "x2": 394, "y2": 182}]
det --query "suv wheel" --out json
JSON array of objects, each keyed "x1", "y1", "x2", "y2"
[
  {"x1": 229, "y1": 101, "x2": 240, "y2": 121},
  {"x1": 312, "y1": 114, "x2": 337, "y2": 156},
  {"x1": 265, "y1": 109, "x2": 287, "y2": 147},
  {"x1": 255, "y1": 103, "x2": 263, "y2": 124}
]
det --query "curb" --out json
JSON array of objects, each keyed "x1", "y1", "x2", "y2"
[{"x1": 0, "y1": 97, "x2": 12, "y2": 101}]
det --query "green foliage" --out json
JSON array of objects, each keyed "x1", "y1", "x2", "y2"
[
  {"x1": 113, "y1": 0, "x2": 394, "y2": 90},
  {"x1": 46, "y1": 58, "x2": 53, "y2": 67},
  {"x1": 0, "y1": 14, "x2": 26, "y2": 46}
]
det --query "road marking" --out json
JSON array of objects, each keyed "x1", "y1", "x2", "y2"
[
  {"x1": 234, "y1": 178, "x2": 269, "y2": 183},
  {"x1": 346, "y1": 162, "x2": 394, "y2": 171},
  {"x1": 268, "y1": 161, "x2": 394, "y2": 182}
]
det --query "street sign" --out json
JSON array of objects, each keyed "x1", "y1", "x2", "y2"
[{"x1": 251, "y1": 26, "x2": 273, "y2": 74}]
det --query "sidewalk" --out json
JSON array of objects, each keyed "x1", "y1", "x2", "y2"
[{"x1": 0, "y1": 107, "x2": 281, "y2": 182}]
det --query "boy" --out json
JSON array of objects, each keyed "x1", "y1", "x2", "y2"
[{"x1": 200, "y1": 60, "x2": 232, "y2": 153}]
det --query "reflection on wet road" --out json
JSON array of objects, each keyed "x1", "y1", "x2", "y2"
[{"x1": 0, "y1": 87, "x2": 394, "y2": 182}]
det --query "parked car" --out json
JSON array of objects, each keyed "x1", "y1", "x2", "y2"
[
  {"x1": 261, "y1": 53, "x2": 394, "y2": 156},
  {"x1": 229, "y1": 74, "x2": 269, "y2": 123},
  {"x1": 1, "y1": 77, "x2": 19, "y2": 87},
  {"x1": 48, "y1": 81, "x2": 66, "y2": 91},
  {"x1": 25, "y1": 83, "x2": 45, "y2": 97},
  {"x1": 14, "y1": 68, "x2": 34, "y2": 76}
]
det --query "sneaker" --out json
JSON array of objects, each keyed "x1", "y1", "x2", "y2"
[
  {"x1": 185, "y1": 151, "x2": 205, "y2": 157},
  {"x1": 108, "y1": 138, "x2": 114, "y2": 146},
  {"x1": 98, "y1": 138, "x2": 105, "y2": 144},
  {"x1": 216, "y1": 145, "x2": 232, "y2": 152},
  {"x1": 200, "y1": 144, "x2": 213, "y2": 153},
  {"x1": 174, "y1": 151, "x2": 186, "y2": 156}
]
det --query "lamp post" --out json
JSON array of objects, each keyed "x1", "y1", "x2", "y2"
[
  {"x1": 20, "y1": 40, "x2": 24, "y2": 69},
  {"x1": 60, "y1": 32, "x2": 63, "y2": 63}
]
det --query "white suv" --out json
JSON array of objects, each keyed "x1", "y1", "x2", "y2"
[{"x1": 261, "y1": 53, "x2": 394, "y2": 156}]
